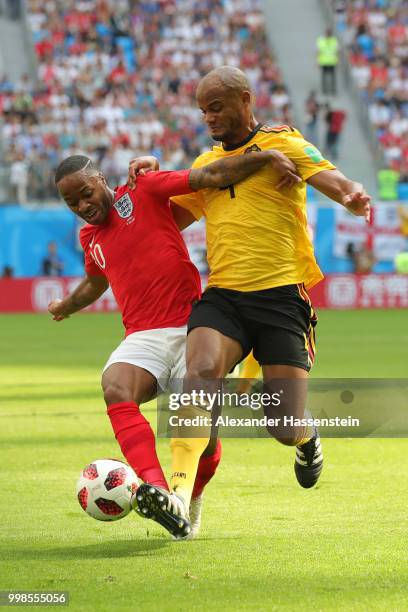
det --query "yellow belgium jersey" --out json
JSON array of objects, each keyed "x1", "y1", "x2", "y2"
[{"x1": 171, "y1": 124, "x2": 336, "y2": 292}]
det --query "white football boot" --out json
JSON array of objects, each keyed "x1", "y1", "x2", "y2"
[{"x1": 185, "y1": 494, "x2": 204, "y2": 539}]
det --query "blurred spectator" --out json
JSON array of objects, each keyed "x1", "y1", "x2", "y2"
[
  {"x1": 395, "y1": 252, "x2": 408, "y2": 273},
  {"x1": 316, "y1": 27, "x2": 339, "y2": 95},
  {"x1": 270, "y1": 84, "x2": 290, "y2": 113},
  {"x1": 356, "y1": 24, "x2": 375, "y2": 59},
  {"x1": 304, "y1": 91, "x2": 321, "y2": 145},
  {"x1": 346, "y1": 242, "x2": 375, "y2": 273},
  {"x1": 368, "y1": 99, "x2": 391, "y2": 130},
  {"x1": 101, "y1": 149, "x2": 122, "y2": 187},
  {"x1": 324, "y1": 104, "x2": 347, "y2": 160},
  {"x1": 378, "y1": 167, "x2": 399, "y2": 200},
  {"x1": 2, "y1": 265, "x2": 13, "y2": 278},
  {"x1": 350, "y1": 55, "x2": 371, "y2": 89},
  {"x1": 42, "y1": 241, "x2": 64, "y2": 276},
  {"x1": 390, "y1": 109, "x2": 408, "y2": 139},
  {"x1": 9, "y1": 151, "x2": 29, "y2": 204},
  {"x1": 30, "y1": 150, "x2": 56, "y2": 200}
]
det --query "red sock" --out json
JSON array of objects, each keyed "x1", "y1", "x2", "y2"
[
  {"x1": 107, "y1": 401, "x2": 168, "y2": 490},
  {"x1": 192, "y1": 439, "x2": 222, "y2": 500}
]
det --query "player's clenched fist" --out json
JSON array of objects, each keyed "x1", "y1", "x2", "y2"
[
  {"x1": 48, "y1": 298, "x2": 70, "y2": 321},
  {"x1": 269, "y1": 150, "x2": 302, "y2": 189},
  {"x1": 127, "y1": 156, "x2": 160, "y2": 189}
]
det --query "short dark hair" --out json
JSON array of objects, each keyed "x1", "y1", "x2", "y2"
[{"x1": 55, "y1": 155, "x2": 98, "y2": 184}]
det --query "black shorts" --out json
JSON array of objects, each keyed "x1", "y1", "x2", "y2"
[{"x1": 187, "y1": 284, "x2": 317, "y2": 372}]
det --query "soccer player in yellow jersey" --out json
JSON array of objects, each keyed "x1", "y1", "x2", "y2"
[{"x1": 134, "y1": 66, "x2": 371, "y2": 528}]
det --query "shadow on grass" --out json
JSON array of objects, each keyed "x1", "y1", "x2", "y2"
[
  {"x1": 1, "y1": 539, "x2": 168, "y2": 561},
  {"x1": 0, "y1": 411, "x2": 98, "y2": 419},
  {"x1": 0, "y1": 390, "x2": 100, "y2": 403},
  {"x1": 189, "y1": 536, "x2": 242, "y2": 542},
  {"x1": 2, "y1": 436, "x2": 115, "y2": 447}
]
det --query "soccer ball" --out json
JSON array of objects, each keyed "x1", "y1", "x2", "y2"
[{"x1": 76, "y1": 459, "x2": 140, "y2": 521}]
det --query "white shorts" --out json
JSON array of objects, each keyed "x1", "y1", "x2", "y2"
[{"x1": 103, "y1": 326, "x2": 187, "y2": 391}]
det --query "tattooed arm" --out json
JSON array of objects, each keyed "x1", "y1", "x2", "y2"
[{"x1": 188, "y1": 150, "x2": 301, "y2": 191}]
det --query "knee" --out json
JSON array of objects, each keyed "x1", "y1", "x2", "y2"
[
  {"x1": 273, "y1": 435, "x2": 300, "y2": 447},
  {"x1": 186, "y1": 355, "x2": 225, "y2": 380},
  {"x1": 102, "y1": 380, "x2": 133, "y2": 406}
]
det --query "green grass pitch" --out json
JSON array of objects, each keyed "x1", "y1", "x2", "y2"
[{"x1": 1, "y1": 311, "x2": 407, "y2": 611}]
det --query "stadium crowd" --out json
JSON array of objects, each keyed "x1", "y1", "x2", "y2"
[
  {"x1": 335, "y1": 0, "x2": 408, "y2": 179},
  {"x1": 1, "y1": 0, "x2": 293, "y2": 203}
]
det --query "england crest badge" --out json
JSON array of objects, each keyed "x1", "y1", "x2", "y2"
[{"x1": 114, "y1": 193, "x2": 133, "y2": 219}]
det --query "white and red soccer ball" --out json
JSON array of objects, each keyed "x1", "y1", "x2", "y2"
[{"x1": 76, "y1": 459, "x2": 140, "y2": 521}]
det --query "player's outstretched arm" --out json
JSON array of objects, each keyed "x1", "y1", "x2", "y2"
[
  {"x1": 127, "y1": 151, "x2": 301, "y2": 191},
  {"x1": 188, "y1": 150, "x2": 301, "y2": 190},
  {"x1": 307, "y1": 169, "x2": 371, "y2": 223},
  {"x1": 48, "y1": 274, "x2": 109, "y2": 321}
]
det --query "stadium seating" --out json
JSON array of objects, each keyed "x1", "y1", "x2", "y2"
[
  {"x1": 338, "y1": 0, "x2": 408, "y2": 181},
  {"x1": 1, "y1": 0, "x2": 293, "y2": 202}
]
